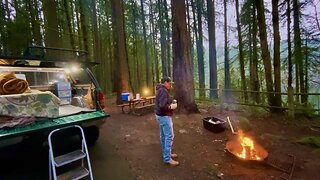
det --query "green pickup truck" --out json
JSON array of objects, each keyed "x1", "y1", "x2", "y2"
[{"x1": 0, "y1": 46, "x2": 109, "y2": 147}]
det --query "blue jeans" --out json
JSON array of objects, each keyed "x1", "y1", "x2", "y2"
[{"x1": 155, "y1": 115, "x2": 174, "y2": 163}]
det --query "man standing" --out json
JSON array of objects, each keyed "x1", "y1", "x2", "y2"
[{"x1": 155, "y1": 77, "x2": 179, "y2": 166}]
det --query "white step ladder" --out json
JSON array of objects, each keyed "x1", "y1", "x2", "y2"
[{"x1": 48, "y1": 125, "x2": 93, "y2": 180}]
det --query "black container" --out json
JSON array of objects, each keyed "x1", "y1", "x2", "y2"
[{"x1": 202, "y1": 116, "x2": 226, "y2": 133}]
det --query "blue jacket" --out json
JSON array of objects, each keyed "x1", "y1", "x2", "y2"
[{"x1": 155, "y1": 84, "x2": 173, "y2": 116}]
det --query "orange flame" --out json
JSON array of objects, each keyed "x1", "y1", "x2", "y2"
[{"x1": 236, "y1": 130, "x2": 262, "y2": 160}]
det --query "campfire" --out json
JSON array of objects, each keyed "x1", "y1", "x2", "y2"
[
  {"x1": 226, "y1": 130, "x2": 268, "y2": 161},
  {"x1": 236, "y1": 130, "x2": 263, "y2": 160},
  {"x1": 224, "y1": 120, "x2": 296, "y2": 179}
]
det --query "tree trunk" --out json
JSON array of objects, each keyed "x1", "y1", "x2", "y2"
[
  {"x1": 164, "y1": 0, "x2": 171, "y2": 77},
  {"x1": 272, "y1": 0, "x2": 282, "y2": 110},
  {"x1": 293, "y1": 0, "x2": 299, "y2": 102},
  {"x1": 207, "y1": 0, "x2": 218, "y2": 99},
  {"x1": 186, "y1": 0, "x2": 194, "y2": 70},
  {"x1": 196, "y1": 0, "x2": 205, "y2": 98},
  {"x1": 150, "y1": 0, "x2": 159, "y2": 84},
  {"x1": 97, "y1": 13, "x2": 106, "y2": 93},
  {"x1": 293, "y1": 0, "x2": 305, "y2": 104},
  {"x1": 11, "y1": 0, "x2": 32, "y2": 54},
  {"x1": 158, "y1": 0, "x2": 168, "y2": 77},
  {"x1": 224, "y1": 0, "x2": 231, "y2": 99},
  {"x1": 235, "y1": 0, "x2": 248, "y2": 102},
  {"x1": 28, "y1": 0, "x2": 42, "y2": 46},
  {"x1": 140, "y1": 0, "x2": 150, "y2": 87},
  {"x1": 91, "y1": 0, "x2": 103, "y2": 90},
  {"x1": 252, "y1": 4, "x2": 260, "y2": 103},
  {"x1": 304, "y1": 39, "x2": 308, "y2": 102},
  {"x1": 70, "y1": 0, "x2": 77, "y2": 46},
  {"x1": 111, "y1": 0, "x2": 130, "y2": 104},
  {"x1": 91, "y1": 0, "x2": 102, "y2": 63},
  {"x1": 255, "y1": 0, "x2": 275, "y2": 108},
  {"x1": 149, "y1": 0, "x2": 155, "y2": 91},
  {"x1": 172, "y1": 0, "x2": 199, "y2": 114},
  {"x1": 75, "y1": 2, "x2": 83, "y2": 50},
  {"x1": 104, "y1": 0, "x2": 112, "y2": 91},
  {"x1": 249, "y1": 15, "x2": 254, "y2": 99},
  {"x1": 132, "y1": 1, "x2": 140, "y2": 91},
  {"x1": 104, "y1": 2, "x2": 113, "y2": 93},
  {"x1": 191, "y1": 0, "x2": 199, "y2": 80},
  {"x1": 63, "y1": 0, "x2": 76, "y2": 50},
  {"x1": 42, "y1": 0, "x2": 61, "y2": 48},
  {"x1": 79, "y1": 0, "x2": 90, "y2": 60},
  {"x1": 287, "y1": 0, "x2": 294, "y2": 116},
  {"x1": 287, "y1": 0, "x2": 293, "y2": 89}
]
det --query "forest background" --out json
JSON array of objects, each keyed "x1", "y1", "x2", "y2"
[{"x1": 0, "y1": 0, "x2": 319, "y2": 113}]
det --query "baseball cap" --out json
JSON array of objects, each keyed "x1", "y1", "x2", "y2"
[{"x1": 161, "y1": 76, "x2": 172, "y2": 84}]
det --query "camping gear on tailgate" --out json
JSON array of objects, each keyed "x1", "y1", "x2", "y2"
[
  {"x1": 0, "y1": 45, "x2": 109, "y2": 148},
  {"x1": 54, "y1": 82, "x2": 72, "y2": 105},
  {"x1": 0, "y1": 72, "x2": 29, "y2": 95},
  {"x1": 0, "y1": 91, "x2": 60, "y2": 118},
  {"x1": 83, "y1": 86, "x2": 94, "y2": 109}
]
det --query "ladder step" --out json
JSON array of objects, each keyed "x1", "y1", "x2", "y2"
[
  {"x1": 57, "y1": 166, "x2": 89, "y2": 180},
  {"x1": 54, "y1": 150, "x2": 86, "y2": 167}
]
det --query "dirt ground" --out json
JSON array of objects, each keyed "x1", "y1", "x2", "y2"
[{"x1": 101, "y1": 100, "x2": 320, "y2": 180}]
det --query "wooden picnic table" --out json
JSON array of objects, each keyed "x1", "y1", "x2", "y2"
[
  {"x1": 145, "y1": 96, "x2": 156, "y2": 104},
  {"x1": 117, "y1": 96, "x2": 156, "y2": 115}
]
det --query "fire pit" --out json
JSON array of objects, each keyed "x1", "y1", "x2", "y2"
[
  {"x1": 225, "y1": 130, "x2": 296, "y2": 180},
  {"x1": 226, "y1": 130, "x2": 268, "y2": 161},
  {"x1": 202, "y1": 116, "x2": 226, "y2": 133}
]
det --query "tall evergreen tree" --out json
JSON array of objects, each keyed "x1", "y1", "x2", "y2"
[
  {"x1": 224, "y1": 0, "x2": 231, "y2": 99},
  {"x1": 252, "y1": 3, "x2": 260, "y2": 103},
  {"x1": 196, "y1": 0, "x2": 205, "y2": 98},
  {"x1": 158, "y1": 0, "x2": 168, "y2": 77},
  {"x1": 235, "y1": 0, "x2": 248, "y2": 101},
  {"x1": 287, "y1": 0, "x2": 293, "y2": 89},
  {"x1": 207, "y1": 0, "x2": 218, "y2": 98},
  {"x1": 111, "y1": 0, "x2": 130, "y2": 104},
  {"x1": 272, "y1": 0, "x2": 282, "y2": 109},
  {"x1": 79, "y1": 0, "x2": 90, "y2": 59},
  {"x1": 172, "y1": 0, "x2": 199, "y2": 113},
  {"x1": 255, "y1": 0, "x2": 275, "y2": 108},
  {"x1": 164, "y1": 0, "x2": 171, "y2": 77},
  {"x1": 28, "y1": 0, "x2": 42, "y2": 46},
  {"x1": 63, "y1": 0, "x2": 76, "y2": 50},
  {"x1": 42, "y1": 0, "x2": 61, "y2": 49},
  {"x1": 140, "y1": 0, "x2": 151, "y2": 87},
  {"x1": 293, "y1": 0, "x2": 306, "y2": 103},
  {"x1": 91, "y1": 0, "x2": 102, "y2": 62},
  {"x1": 149, "y1": 0, "x2": 160, "y2": 84}
]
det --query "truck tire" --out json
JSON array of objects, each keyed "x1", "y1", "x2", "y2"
[{"x1": 84, "y1": 126, "x2": 100, "y2": 146}]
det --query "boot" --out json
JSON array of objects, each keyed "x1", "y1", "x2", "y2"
[
  {"x1": 171, "y1": 153, "x2": 178, "y2": 158},
  {"x1": 166, "y1": 159, "x2": 179, "y2": 167}
]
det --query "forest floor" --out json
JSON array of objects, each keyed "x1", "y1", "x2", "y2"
[{"x1": 102, "y1": 99, "x2": 320, "y2": 180}]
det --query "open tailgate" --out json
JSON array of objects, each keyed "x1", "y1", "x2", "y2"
[{"x1": 0, "y1": 111, "x2": 109, "y2": 140}]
